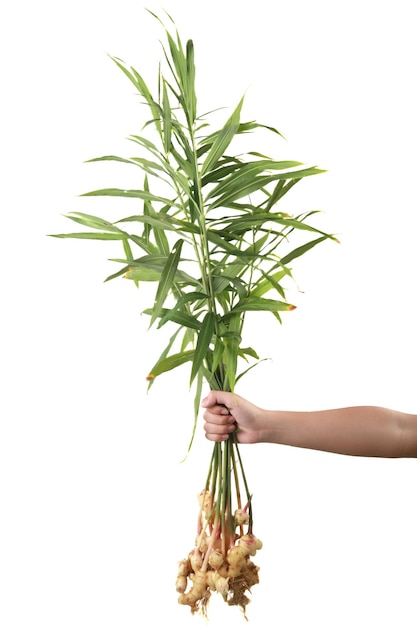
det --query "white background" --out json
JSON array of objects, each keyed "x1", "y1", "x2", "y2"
[{"x1": 1, "y1": 1, "x2": 416, "y2": 624}]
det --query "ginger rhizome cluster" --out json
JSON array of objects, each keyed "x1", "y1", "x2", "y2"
[{"x1": 177, "y1": 436, "x2": 262, "y2": 617}]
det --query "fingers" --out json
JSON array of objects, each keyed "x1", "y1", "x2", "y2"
[
  {"x1": 203, "y1": 414, "x2": 236, "y2": 442},
  {"x1": 203, "y1": 410, "x2": 235, "y2": 425},
  {"x1": 203, "y1": 404, "x2": 230, "y2": 417}
]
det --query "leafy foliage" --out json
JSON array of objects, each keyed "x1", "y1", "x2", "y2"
[{"x1": 52, "y1": 10, "x2": 336, "y2": 438}]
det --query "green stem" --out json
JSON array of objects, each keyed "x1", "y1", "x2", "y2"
[
  {"x1": 232, "y1": 435, "x2": 254, "y2": 534},
  {"x1": 186, "y1": 123, "x2": 228, "y2": 388}
]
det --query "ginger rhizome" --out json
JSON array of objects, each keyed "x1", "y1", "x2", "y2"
[{"x1": 177, "y1": 435, "x2": 262, "y2": 617}]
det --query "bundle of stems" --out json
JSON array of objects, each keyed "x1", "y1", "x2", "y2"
[{"x1": 52, "y1": 9, "x2": 336, "y2": 617}]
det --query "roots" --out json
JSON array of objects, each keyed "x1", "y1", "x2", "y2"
[{"x1": 177, "y1": 526, "x2": 262, "y2": 617}]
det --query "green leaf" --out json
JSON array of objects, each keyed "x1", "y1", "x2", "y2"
[
  {"x1": 183, "y1": 369, "x2": 204, "y2": 461},
  {"x1": 240, "y1": 120, "x2": 285, "y2": 139},
  {"x1": 110, "y1": 55, "x2": 162, "y2": 137},
  {"x1": 239, "y1": 346, "x2": 260, "y2": 360},
  {"x1": 274, "y1": 215, "x2": 331, "y2": 236},
  {"x1": 150, "y1": 239, "x2": 184, "y2": 326},
  {"x1": 128, "y1": 134, "x2": 163, "y2": 156},
  {"x1": 63, "y1": 211, "x2": 126, "y2": 233},
  {"x1": 212, "y1": 336, "x2": 225, "y2": 373},
  {"x1": 251, "y1": 269, "x2": 289, "y2": 298},
  {"x1": 222, "y1": 313, "x2": 241, "y2": 392},
  {"x1": 160, "y1": 311, "x2": 200, "y2": 331},
  {"x1": 128, "y1": 233, "x2": 159, "y2": 255},
  {"x1": 103, "y1": 266, "x2": 130, "y2": 282},
  {"x1": 146, "y1": 327, "x2": 181, "y2": 390},
  {"x1": 181, "y1": 326, "x2": 195, "y2": 351},
  {"x1": 143, "y1": 307, "x2": 201, "y2": 331},
  {"x1": 81, "y1": 187, "x2": 182, "y2": 210},
  {"x1": 209, "y1": 167, "x2": 324, "y2": 210},
  {"x1": 206, "y1": 159, "x2": 304, "y2": 200},
  {"x1": 161, "y1": 80, "x2": 172, "y2": 153},
  {"x1": 212, "y1": 273, "x2": 247, "y2": 299},
  {"x1": 205, "y1": 230, "x2": 243, "y2": 256},
  {"x1": 158, "y1": 292, "x2": 207, "y2": 326},
  {"x1": 120, "y1": 238, "x2": 137, "y2": 287},
  {"x1": 201, "y1": 97, "x2": 244, "y2": 176},
  {"x1": 169, "y1": 290, "x2": 208, "y2": 307},
  {"x1": 50, "y1": 232, "x2": 127, "y2": 241},
  {"x1": 216, "y1": 212, "x2": 287, "y2": 235},
  {"x1": 114, "y1": 254, "x2": 200, "y2": 286},
  {"x1": 86, "y1": 154, "x2": 167, "y2": 176},
  {"x1": 170, "y1": 144, "x2": 194, "y2": 178},
  {"x1": 124, "y1": 267, "x2": 162, "y2": 281},
  {"x1": 190, "y1": 311, "x2": 216, "y2": 385},
  {"x1": 162, "y1": 28, "x2": 197, "y2": 126},
  {"x1": 119, "y1": 254, "x2": 201, "y2": 288},
  {"x1": 146, "y1": 349, "x2": 194, "y2": 380},
  {"x1": 235, "y1": 357, "x2": 270, "y2": 385},
  {"x1": 265, "y1": 178, "x2": 300, "y2": 210},
  {"x1": 228, "y1": 296, "x2": 295, "y2": 315},
  {"x1": 116, "y1": 214, "x2": 178, "y2": 232},
  {"x1": 185, "y1": 38, "x2": 197, "y2": 123},
  {"x1": 280, "y1": 235, "x2": 331, "y2": 265},
  {"x1": 144, "y1": 199, "x2": 170, "y2": 255}
]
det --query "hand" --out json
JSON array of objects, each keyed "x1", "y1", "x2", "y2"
[{"x1": 201, "y1": 390, "x2": 265, "y2": 444}]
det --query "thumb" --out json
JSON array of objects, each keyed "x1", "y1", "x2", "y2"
[{"x1": 201, "y1": 390, "x2": 234, "y2": 408}]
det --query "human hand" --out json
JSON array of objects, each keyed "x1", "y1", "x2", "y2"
[{"x1": 201, "y1": 390, "x2": 265, "y2": 444}]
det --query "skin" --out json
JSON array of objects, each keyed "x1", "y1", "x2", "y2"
[{"x1": 201, "y1": 391, "x2": 417, "y2": 458}]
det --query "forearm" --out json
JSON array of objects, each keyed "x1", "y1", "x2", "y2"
[{"x1": 260, "y1": 406, "x2": 417, "y2": 457}]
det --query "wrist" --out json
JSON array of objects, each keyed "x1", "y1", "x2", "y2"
[{"x1": 258, "y1": 409, "x2": 285, "y2": 444}]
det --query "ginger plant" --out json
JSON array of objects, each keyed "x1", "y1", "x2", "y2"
[{"x1": 52, "y1": 9, "x2": 336, "y2": 618}]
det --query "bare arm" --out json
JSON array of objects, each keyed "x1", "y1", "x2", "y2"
[{"x1": 202, "y1": 391, "x2": 417, "y2": 458}]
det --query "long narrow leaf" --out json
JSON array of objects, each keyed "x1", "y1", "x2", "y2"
[
  {"x1": 81, "y1": 187, "x2": 182, "y2": 211},
  {"x1": 146, "y1": 327, "x2": 181, "y2": 390},
  {"x1": 265, "y1": 178, "x2": 300, "y2": 211},
  {"x1": 161, "y1": 80, "x2": 172, "y2": 153},
  {"x1": 62, "y1": 211, "x2": 125, "y2": 233},
  {"x1": 142, "y1": 307, "x2": 201, "y2": 330},
  {"x1": 227, "y1": 296, "x2": 295, "y2": 315},
  {"x1": 223, "y1": 313, "x2": 241, "y2": 392},
  {"x1": 190, "y1": 311, "x2": 216, "y2": 385},
  {"x1": 206, "y1": 159, "x2": 304, "y2": 200},
  {"x1": 150, "y1": 239, "x2": 184, "y2": 326},
  {"x1": 182, "y1": 369, "x2": 204, "y2": 461},
  {"x1": 280, "y1": 235, "x2": 332, "y2": 265},
  {"x1": 251, "y1": 269, "x2": 289, "y2": 298},
  {"x1": 185, "y1": 38, "x2": 197, "y2": 123},
  {"x1": 113, "y1": 254, "x2": 199, "y2": 286},
  {"x1": 201, "y1": 97, "x2": 244, "y2": 176},
  {"x1": 124, "y1": 267, "x2": 163, "y2": 281},
  {"x1": 209, "y1": 167, "x2": 324, "y2": 210},
  {"x1": 128, "y1": 233, "x2": 159, "y2": 255},
  {"x1": 51, "y1": 232, "x2": 127, "y2": 240},
  {"x1": 235, "y1": 358, "x2": 270, "y2": 385},
  {"x1": 166, "y1": 290, "x2": 208, "y2": 308},
  {"x1": 116, "y1": 214, "x2": 177, "y2": 232},
  {"x1": 146, "y1": 349, "x2": 194, "y2": 381},
  {"x1": 110, "y1": 55, "x2": 162, "y2": 137}
]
